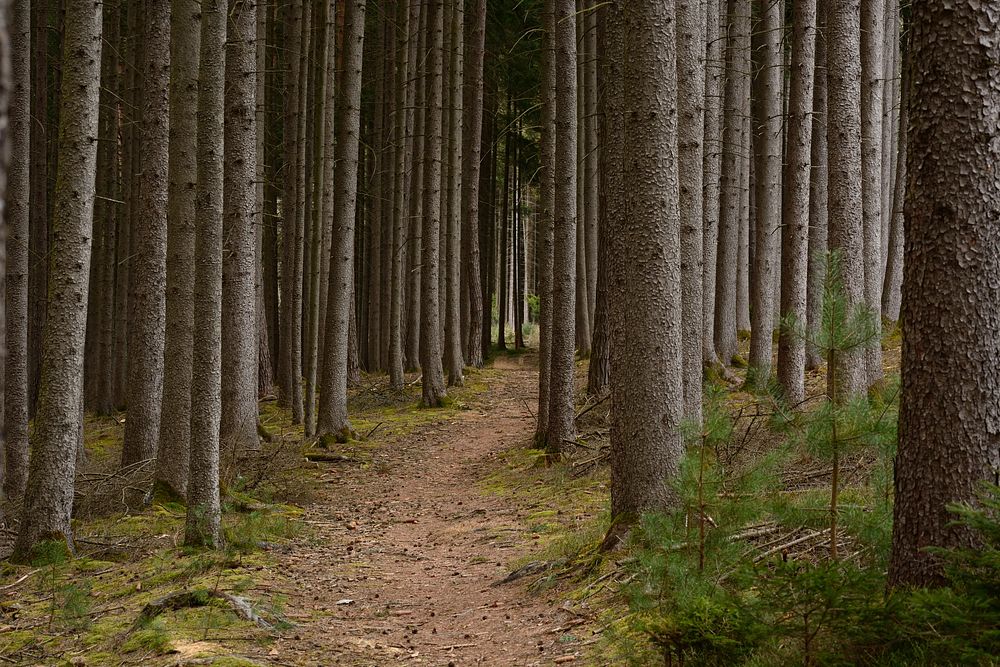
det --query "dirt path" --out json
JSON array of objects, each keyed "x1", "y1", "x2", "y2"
[{"x1": 250, "y1": 357, "x2": 584, "y2": 666}]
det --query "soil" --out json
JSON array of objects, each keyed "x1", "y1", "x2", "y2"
[{"x1": 245, "y1": 355, "x2": 591, "y2": 666}]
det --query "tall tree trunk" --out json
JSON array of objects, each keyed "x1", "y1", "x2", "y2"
[
  {"x1": 255, "y1": 0, "x2": 272, "y2": 397},
  {"x1": 12, "y1": 0, "x2": 102, "y2": 561},
  {"x1": 805, "y1": 4, "x2": 828, "y2": 371},
  {"x1": 388, "y1": 0, "x2": 409, "y2": 389},
  {"x1": 881, "y1": 24, "x2": 907, "y2": 324},
  {"x1": 535, "y1": 2, "x2": 556, "y2": 443},
  {"x1": 889, "y1": 0, "x2": 1000, "y2": 589},
  {"x1": 444, "y1": 0, "x2": 465, "y2": 385},
  {"x1": 461, "y1": 0, "x2": 486, "y2": 369},
  {"x1": 27, "y1": 0, "x2": 49, "y2": 418},
  {"x1": 545, "y1": 0, "x2": 577, "y2": 457},
  {"x1": 860, "y1": 0, "x2": 885, "y2": 385},
  {"x1": 496, "y1": 100, "x2": 510, "y2": 351},
  {"x1": 826, "y1": 0, "x2": 867, "y2": 398},
  {"x1": 714, "y1": 0, "x2": 748, "y2": 365},
  {"x1": 582, "y1": 1, "x2": 598, "y2": 331},
  {"x1": 221, "y1": 0, "x2": 260, "y2": 453},
  {"x1": 185, "y1": 0, "x2": 226, "y2": 548},
  {"x1": 419, "y1": 0, "x2": 448, "y2": 406},
  {"x1": 317, "y1": 0, "x2": 366, "y2": 439},
  {"x1": 122, "y1": 0, "x2": 169, "y2": 468},
  {"x1": 677, "y1": 0, "x2": 705, "y2": 421},
  {"x1": 405, "y1": 0, "x2": 427, "y2": 371},
  {"x1": 606, "y1": 0, "x2": 683, "y2": 544},
  {"x1": 701, "y1": 0, "x2": 722, "y2": 367},
  {"x1": 303, "y1": 0, "x2": 330, "y2": 436},
  {"x1": 587, "y1": 3, "x2": 618, "y2": 399},
  {"x1": 747, "y1": 0, "x2": 782, "y2": 388},
  {"x1": 155, "y1": 0, "x2": 201, "y2": 500},
  {"x1": 4, "y1": 0, "x2": 30, "y2": 500},
  {"x1": 776, "y1": 0, "x2": 816, "y2": 406}
]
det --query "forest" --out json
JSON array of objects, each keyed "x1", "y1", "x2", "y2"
[{"x1": 0, "y1": 0, "x2": 998, "y2": 664}]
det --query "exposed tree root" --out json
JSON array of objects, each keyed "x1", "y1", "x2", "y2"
[{"x1": 134, "y1": 589, "x2": 273, "y2": 630}]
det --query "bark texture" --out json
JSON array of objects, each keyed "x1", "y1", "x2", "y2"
[
  {"x1": 185, "y1": 0, "x2": 226, "y2": 548},
  {"x1": 4, "y1": 0, "x2": 29, "y2": 500},
  {"x1": 13, "y1": 0, "x2": 102, "y2": 560},
  {"x1": 318, "y1": 0, "x2": 366, "y2": 437},
  {"x1": 122, "y1": 0, "x2": 170, "y2": 467},
  {"x1": 419, "y1": 0, "x2": 448, "y2": 407},
  {"x1": 776, "y1": 0, "x2": 816, "y2": 405},
  {"x1": 221, "y1": 0, "x2": 260, "y2": 454},
  {"x1": 156, "y1": 0, "x2": 201, "y2": 499},
  {"x1": 545, "y1": 0, "x2": 577, "y2": 456},
  {"x1": 825, "y1": 0, "x2": 867, "y2": 398},
  {"x1": 889, "y1": 0, "x2": 1000, "y2": 589},
  {"x1": 608, "y1": 0, "x2": 683, "y2": 539}
]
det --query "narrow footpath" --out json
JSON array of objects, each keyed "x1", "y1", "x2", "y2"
[{"x1": 248, "y1": 357, "x2": 587, "y2": 666}]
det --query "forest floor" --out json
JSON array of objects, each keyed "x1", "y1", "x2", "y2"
[{"x1": 0, "y1": 351, "x2": 621, "y2": 666}]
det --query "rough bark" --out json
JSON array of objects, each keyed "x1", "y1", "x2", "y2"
[
  {"x1": 317, "y1": 0, "x2": 366, "y2": 438},
  {"x1": 444, "y1": 0, "x2": 464, "y2": 386},
  {"x1": 582, "y1": 1, "x2": 598, "y2": 331},
  {"x1": 121, "y1": 0, "x2": 169, "y2": 468},
  {"x1": 185, "y1": 0, "x2": 226, "y2": 548},
  {"x1": 418, "y1": 0, "x2": 448, "y2": 406},
  {"x1": 889, "y1": 0, "x2": 1000, "y2": 588},
  {"x1": 607, "y1": 0, "x2": 683, "y2": 542},
  {"x1": 388, "y1": 0, "x2": 409, "y2": 389},
  {"x1": 12, "y1": 0, "x2": 102, "y2": 561},
  {"x1": 747, "y1": 0, "x2": 782, "y2": 388},
  {"x1": 405, "y1": 0, "x2": 427, "y2": 371},
  {"x1": 677, "y1": 0, "x2": 705, "y2": 420},
  {"x1": 4, "y1": 0, "x2": 29, "y2": 500},
  {"x1": 545, "y1": 0, "x2": 577, "y2": 456},
  {"x1": 860, "y1": 0, "x2": 885, "y2": 385},
  {"x1": 881, "y1": 28, "x2": 907, "y2": 324},
  {"x1": 461, "y1": 0, "x2": 486, "y2": 369},
  {"x1": 701, "y1": 0, "x2": 723, "y2": 367},
  {"x1": 155, "y1": 0, "x2": 200, "y2": 500},
  {"x1": 826, "y1": 0, "x2": 867, "y2": 398},
  {"x1": 535, "y1": 1, "x2": 556, "y2": 444},
  {"x1": 713, "y1": 0, "x2": 748, "y2": 365},
  {"x1": 776, "y1": 0, "x2": 816, "y2": 406},
  {"x1": 220, "y1": 0, "x2": 260, "y2": 454},
  {"x1": 587, "y1": 2, "x2": 619, "y2": 400},
  {"x1": 805, "y1": 5, "x2": 828, "y2": 371}
]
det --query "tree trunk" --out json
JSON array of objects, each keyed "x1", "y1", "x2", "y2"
[
  {"x1": 444, "y1": 0, "x2": 464, "y2": 386},
  {"x1": 122, "y1": 0, "x2": 169, "y2": 467},
  {"x1": 805, "y1": 7, "x2": 828, "y2": 371},
  {"x1": 155, "y1": 0, "x2": 201, "y2": 500},
  {"x1": 497, "y1": 101, "x2": 510, "y2": 351},
  {"x1": 587, "y1": 3, "x2": 618, "y2": 400},
  {"x1": 701, "y1": 0, "x2": 722, "y2": 367},
  {"x1": 4, "y1": 0, "x2": 30, "y2": 500},
  {"x1": 317, "y1": 0, "x2": 366, "y2": 438},
  {"x1": 582, "y1": 1, "x2": 598, "y2": 331},
  {"x1": 535, "y1": 1, "x2": 555, "y2": 443},
  {"x1": 826, "y1": 0, "x2": 867, "y2": 398},
  {"x1": 747, "y1": 0, "x2": 782, "y2": 388},
  {"x1": 889, "y1": 0, "x2": 1000, "y2": 588},
  {"x1": 12, "y1": 0, "x2": 102, "y2": 561},
  {"x1": 545, "y1": 0, "x2": 577, "y2": 457},
  {"x1": 713, "y1": 0, "x2": 748, "y2": 365},
  {"x1": 860, "y1": 0, "x2": 885, "y2": 385},
  {"x1": 461, "y1": 0, "x2": 486, "y2": 369},
  {"x1": 677, "y1": 0, "x2": 705, "y2": 421},
  {"x1": 418, "y1": 0, "x2": 448, "y2": 407},
  {"x1": 405, "y1": 0, "x2": 427, "y2": 371},
  {"x1": 303, "y1": 0, "x2": 330, "y2": 436},
  {"x1": 185, "y1": 0, "x2": 226, "y2": 548},
  {"x1": 220, "y1": 0, "x2": 261, "y2": 453},
  {"x1": 388, "y1": 0, "x2": 409, "y2": 389},
  {"x1": 606, "y1": 0, "x2": 684, "y2": 543},
  {"x1": 881, "y1": 26, "x2": 907, "y2": 324},
  {"x1": 776, "y1": 0, "x2": 816, "y2": 406}
]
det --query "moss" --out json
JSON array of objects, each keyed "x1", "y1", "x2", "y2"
[{"x1": 121, "y1": 618, "x2": 172, "y2": 654}]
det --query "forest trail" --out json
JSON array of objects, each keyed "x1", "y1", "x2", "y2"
[{"x1": 249, "y1": 355, "x2": 583, "y2": 666}]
